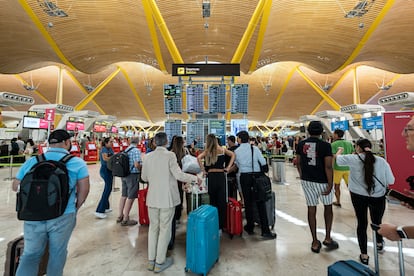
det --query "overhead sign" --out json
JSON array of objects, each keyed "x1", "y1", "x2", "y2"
[
  {"x1": 361, "y1": 116, "x2": 383, "y2": 130},
  {"x1": 45, "y1": 108, "x2": 55, "y2": 122},
  {"x1": 331, "y1": 120, "x2": 349, "y2": 131},
  {"x1": 172, "y1": 64, "x2": 240, "y2": 77}
]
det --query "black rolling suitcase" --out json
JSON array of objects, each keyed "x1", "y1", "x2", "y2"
[
  {"x1": 328, "y1": 224, "x2": 405, "y2": 276},
  {"x1": 4, "y1": 236, "x2": 49, "y2": 276}
]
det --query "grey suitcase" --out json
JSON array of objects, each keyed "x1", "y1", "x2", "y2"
[{"x1": 253, "y1": 191, "x2": 275, "y2": 230}]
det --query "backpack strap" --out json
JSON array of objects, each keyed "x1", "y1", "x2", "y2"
[
  {"x1": 36, "y1": 153, "x2": 46, "y2": 163},
  {"x1": 59, "y1": 153, "x2": 75, "y2": 164}
]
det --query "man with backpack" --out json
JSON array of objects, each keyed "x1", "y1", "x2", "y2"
[
  {"x1": 117, "y1": 137, "x2": 142, "y2": 226},
  {"x1": 12, "y1": 129, "x2": 90, "y2": 276}
]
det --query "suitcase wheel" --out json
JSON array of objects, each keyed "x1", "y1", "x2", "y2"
[
  {"x1": 229, "y1": 234, "x2": 234, "y2": 239},
  {"x1": 184, "y1": 267, "x2": 188, "y2": 272}
]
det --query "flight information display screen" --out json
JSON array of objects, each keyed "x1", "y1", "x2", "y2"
[
  {"x1": 208, "y1": 84, "x2": 226, "y2": 114},
  {"x1": 186, "y1": 84, "x2": 204, "y2": 113},
  {"x1": 186, "y1": 120, "x2": 204, "y2": 149},
  {"x1": 230, "y1": 84, "x2": 249, "y2": 114},
  {"x1": 208, "y1": 119, "x2": 226, "y2": 146},
  {"x1": 165, "y1": 120, "x2": 182, "y2": 143},
  {"x1": 164, "y1": 84, "x2": 182, "y2": 114}
]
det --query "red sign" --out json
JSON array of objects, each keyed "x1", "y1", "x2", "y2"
[
  {"x1": 45, "y1": 108, "x2": 55, "y2": 122},
  {"x1": 383, "y1": 111, "x2": 414, "y2": 192}
]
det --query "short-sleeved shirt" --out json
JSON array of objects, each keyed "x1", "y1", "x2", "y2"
[
  {"x1": 125, "y1": 145, "x2": 142, "y2": 174},
  {"x1": 16, "y1": 147, "x2": 89, "y2": 214},
  {"x1": 100, "y1": 146, "x2": 114, "y2": 169},
  {"x1": 331, "y1": 139, "x2": 354, "y2": 171},
  {"x1": 297, "y1": 137, "x2": 332, "y2": 183},
  {"x1": 336, "y1": 153, "x2": 394, "y2": 197}
]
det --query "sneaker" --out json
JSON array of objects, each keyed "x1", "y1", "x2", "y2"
[
  {"x1": 105, "y1": 208, "x2": 113, "y2": 213},
  {"x1": 95, "y1": 212, "x2": 107, "y2": 219},
  {"x1": 121, "y1": 219, "x2": 138, "y2": 226},
  {"x1": 147, "y1": 260, "x2": 155, "y2": 271},
  {"x1": 154, "y1": 257, "x2": 173, "y2": 273},
  {"x1": 261, "y1": 232, "x2": 277, "y2": 240}
]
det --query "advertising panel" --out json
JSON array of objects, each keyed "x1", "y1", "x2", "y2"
[
  {"x1": 230, "y1": 119, "x2": 248, "y2": 136},
  {"x1": 383, "y1": 111, "x2": 414, "y2": 192},
  {"x1": 208, "y1": 119, "x2": 226, "y2": 146},
  {"x1": 330, "y1": 120, "x2": 349, "y2": 131}
]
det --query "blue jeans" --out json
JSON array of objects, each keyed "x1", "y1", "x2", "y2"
[
  {"x1": 96, "y1": 166, "x2": 113, "y2": 213},
  {"x1": 16, "y1": 213, "x2": 77, "y2": 276}
]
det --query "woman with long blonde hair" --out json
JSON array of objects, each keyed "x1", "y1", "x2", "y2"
[{"x1": 197, "y1": 134, "x2": 235, "y2": 230}]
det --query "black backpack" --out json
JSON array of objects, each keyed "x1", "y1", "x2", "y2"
[
  {"x1": 107, "y1": 147, "x2": 133, "y2": 177},
  {"x1": 16, "y1": 153, "x2": 74, "y2": 221}
]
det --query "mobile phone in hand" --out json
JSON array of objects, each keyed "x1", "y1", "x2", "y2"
[{"x1": 387, "y1": 189, "x2": 414, "y2": 208}]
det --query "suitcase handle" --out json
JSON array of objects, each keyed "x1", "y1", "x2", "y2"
[{"x1": 371, "y1": 223, "x2": 405, "y2": 276}]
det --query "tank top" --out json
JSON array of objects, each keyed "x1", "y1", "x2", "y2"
[{"x1": 204, "y1": 154, "x2": 225, "y2": 172}]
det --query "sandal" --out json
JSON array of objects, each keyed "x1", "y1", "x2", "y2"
[
  {"x1": 121, "y1": 219, "x2": 138, "y2": 226},
  {"x1": 116, "y1": 215, "x2": 123, "y2": 223},
  {"x1": 323, "y1": 239, "x2": 339, "y2": 250},
  {"x1": 311, "y1": 240, "x2": 321, "y2": 253},
  {"x1": 332, "y1": 202, "x2": 342, "y2": 207},
  {"x1": 359, "y1": 254, "x2": 369, "y2": 265}
]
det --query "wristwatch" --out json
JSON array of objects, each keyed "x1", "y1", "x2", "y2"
[{"x1": 396, "y1": 226, "x2": 408, "y2": 239}]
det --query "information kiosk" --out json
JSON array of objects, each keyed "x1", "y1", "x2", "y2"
[
  {"x1": 112, "y1": 141, "x2": 121, "y2": 154},
  {"x1": 70, "y1": 141, "x2": 81, "y2": 157},
  {"x1": 84, "y1": 142, "x2": 98, "y2": 162}
]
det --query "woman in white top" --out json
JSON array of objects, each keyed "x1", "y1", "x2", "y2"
[
  {"x1": 335, "y1": 138, "x2": 394, "y2": 266},
  {"x1": 24, "y1": 139, "x2": 35, "y2": 161}
]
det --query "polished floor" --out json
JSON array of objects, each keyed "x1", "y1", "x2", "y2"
[{"x1": 1, "y1": 161, "x2": 413, "y2": 276}]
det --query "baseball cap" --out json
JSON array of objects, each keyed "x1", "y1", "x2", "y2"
[{"x1": 48, "y1": 129, "x2": 71, "y2": 144}]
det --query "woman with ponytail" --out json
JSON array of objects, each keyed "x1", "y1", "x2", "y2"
[{"x1": 335, "y1": 138, "x2": 394, "y2": 265}]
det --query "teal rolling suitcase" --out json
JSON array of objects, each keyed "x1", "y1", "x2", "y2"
[{"x1": 185, "y1": 205, "x2": 219, "y2": 276}]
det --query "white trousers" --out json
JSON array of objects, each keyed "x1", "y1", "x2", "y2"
[{"x1": 147, "y1": 207, "x2": 175, "y2": 264}]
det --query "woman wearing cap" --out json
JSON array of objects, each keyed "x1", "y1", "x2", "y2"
[
  {"x1": 335, "y1": 138, "x2": 394, "y2": 265},
  {"x1": 95, "y1": 137, "x2": 114, "y2": 219}
]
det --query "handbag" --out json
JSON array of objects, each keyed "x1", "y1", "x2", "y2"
[
  {"x1": 181, "y1": 154, "x2": 201, "y2": 174},
  {"x1": 250, "y1": 146, "x2": 272, "y2": 202}
]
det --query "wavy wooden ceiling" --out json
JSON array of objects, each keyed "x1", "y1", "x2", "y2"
[{"x1": 0, "y1": 0, "x2": 413, "y2": 127}]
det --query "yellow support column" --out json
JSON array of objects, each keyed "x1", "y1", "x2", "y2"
[
  {"x1": 231, "y1": 0, "x2": 266, "y2": 63},
  {"x1": 54, "y1": 67, "x2": 64, "y2": 127},
  {"x1": 75, "y1": 68, "x2": 121, "y2": 111},
  {"x1": 296, "y1": 67, "x2": 341, "y2": 111},
  {"x1": 353, "y1": 67, "x2": 360, "y2": 104}
]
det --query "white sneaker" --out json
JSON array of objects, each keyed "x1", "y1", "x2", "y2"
[
  {"x1": 95, "y1": 212, "x2": 107, "y2": 219},
  {"x1": 105, "y1": 208, "x2": 113, "y2": 213}
]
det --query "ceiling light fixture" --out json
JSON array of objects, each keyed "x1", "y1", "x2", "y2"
[{"x1": 38, "y1": 0, "x2": 68, "y2": 17}]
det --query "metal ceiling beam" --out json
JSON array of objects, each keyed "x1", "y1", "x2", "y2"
[
  {"x1": 65, "y1": 70, "x2": 106, "y2": 115},
  {"x1": 17, "y1": 0, "x2": 77, "y2": 71},
  {"x1": 338, "y1": 0, "x2": 396, "y2": 70},
  {"x1": 231, "y1": 0, "x2": 266, "y2": 63},
  {"x1": 75, "y1": 68, "x2": 121, "y2": 111},
  {"x1": 353, "y1": 67, "x2": 360, "y2": 104},
  {"x1": 248, "y1": 0, "x2": 272, "y2": 73},
  {"x1": 119, "y1": 67, "x2": 153, "y2": 124},
  {"x1": 14, "y1": 75, "x2": 50, "y2": 104},
  {"x1": 265, "y1": 66, "x2": 296, "y2": 123},
  {"x1": 142, "y1": 0, "x2": 167, "y2": 72},
  {"x1": 296, "y1": 67, "x2": 341, "y2": 111},
  {"x1": 310, "y1": 69, "x2": 354, "y2": 114},
  {"x1": 147, "y1": 0, "x2": 184, "y2": 64}
]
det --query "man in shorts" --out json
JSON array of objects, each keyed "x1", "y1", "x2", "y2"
[
  {"x1": 331, "y1": 129, "x2": 354, "y2": 207},
  {"x1": 296, "y1": 121, "x2": 339, "y2": 253},
  {"x1": 117, "y1": 137, "x2": 142, "y2": 226}
]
